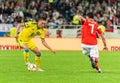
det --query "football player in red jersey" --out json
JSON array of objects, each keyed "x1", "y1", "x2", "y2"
[{"x1": 79, "y1": 12, "x2": 108, "y2": 73}]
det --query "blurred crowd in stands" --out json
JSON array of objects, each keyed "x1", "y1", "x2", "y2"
[{"x1": 0, "y1": 0, "x2": 120, "y2": 29}]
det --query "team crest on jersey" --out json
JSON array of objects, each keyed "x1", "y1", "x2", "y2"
[{"x1": 36, "y1": 31, "x2": 40, "y2": 35}]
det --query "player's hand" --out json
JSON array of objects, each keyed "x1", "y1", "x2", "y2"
[
  {"x1": 52, "y1": 50, "x2": 56, "y2": 54},
  {"x1": 103, "y1": 47, "x2": 108, "y2": 52},
  {"x1": 15, "y1": 35, "x2": 18, "y2": 39}
]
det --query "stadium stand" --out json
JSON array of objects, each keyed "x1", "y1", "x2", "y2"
[{"x1": 0, "y1": 0, "x2": 119, "y2": 36}]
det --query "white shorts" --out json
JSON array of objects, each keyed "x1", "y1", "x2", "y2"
[{"x1": 81, "y1": 44, "x2": 99, "y2": 58}]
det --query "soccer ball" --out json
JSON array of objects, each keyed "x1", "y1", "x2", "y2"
[{"x1": 27, "y1": 63, "x2": 36, "y2": 71}]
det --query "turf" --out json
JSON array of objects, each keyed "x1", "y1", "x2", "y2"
[{"x1": 0, "y1": 50, "x2": 120, "y2": 83}]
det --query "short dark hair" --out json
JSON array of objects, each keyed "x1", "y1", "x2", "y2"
[
  {"x1": 40, "y1": 13, "x2": 47, "y2": 20},
  {"x1": 86, "y1": 12, "x2": 94, "y2": 18}
]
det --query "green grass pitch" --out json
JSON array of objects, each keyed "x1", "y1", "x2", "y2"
[{"x1": 0, "y1": 50, "x2": 120, "y2": 83}]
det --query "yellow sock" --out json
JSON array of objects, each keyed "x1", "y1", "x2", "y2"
[
  {"x1": 35, "y1": 56, "x2": 41, "y2": 68},
  {"x1": 23, "y1": 51, "x2": 29, "y2": 64}
]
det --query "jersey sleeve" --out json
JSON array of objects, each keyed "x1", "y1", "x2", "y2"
[
  {"x1": 97, "y1": 26, "x2": 102, "y2": 34},
  {"x1": 40, "y1": 32, "x2": 45, "y2": 39},
  {"x1": 24, "y1": 22, "x2": 31, "y2": 27},
  {"x1": 24, "y1": 21, "x2": 37, "y2": 27},
  {"x1": 39, "y1": 29, "x2": 46, "y2": 39},
  {"x1": 81, "y1": 19, "x2": 86, "y2": 25}
]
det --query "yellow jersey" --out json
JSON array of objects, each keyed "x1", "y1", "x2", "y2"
[
  {"x1": 99, "y1": 25, "x2": 105, "y2": 32},
  {"x1": 72, "y1": 15, "x2": 79, "y2": 25},
  {"x1": 10, "y1": 27, "x2": 16, "y2": 37},
  {"x1": 19, "y1": 21, "x2": 46, "y2": 42}
]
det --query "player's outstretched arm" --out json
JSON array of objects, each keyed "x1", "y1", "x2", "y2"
[
  {"x1": 15, "y1": 23, "x2": 24, "y2": 38},
  {"x1": 41, "y1": 39, "x2": 56, "y2": 54},
  {"x1": 78, "y1": 15, "x2": 85, "y2": 23},
  {"x1": 99, "y1": 33, "x2": 108, "y2": 52}
]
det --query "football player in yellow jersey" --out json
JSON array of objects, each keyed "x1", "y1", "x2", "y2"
[{"x1": 15, "y1": 18, "x2": 56, "y2": 71}]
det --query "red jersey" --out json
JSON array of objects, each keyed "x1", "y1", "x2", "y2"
[{"x1": 81, "y1": 19, "x2": 102, "y2": 45}]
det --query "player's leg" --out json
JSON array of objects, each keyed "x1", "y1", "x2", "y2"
[
  {"x1": 81, "y1": 45, "x2": 97, "y2": 70},
  {"x1": 31, "y1": 47, "x2": 44, "y2": 71},
  {"x1": 23, "y1": 49, "x2": 30, "y2": 65},
  {"x1": 90, "y1": 57, "x2": 102, "y2": 73},
  {"x1": 17, "y1": 38, "x2": 30, "y2": 65},
  {"x1": 81, "y1": 44, "x2": 90, "y2": 56},
  {"x1": 90, "y1": 46, "x2": 102, "y2": 73},
  {"x1": 29, "y1": 40, "x2": 44, "y2": 71},
  {"x1": 22, "y1": 44, "x2": 30, "y2": 65},
  {"x1": 89, "y1": 56, "x2": 96, "y2": 68},
  {"x1": 93, "y1": 57, "x2": 102, "y2": 73},
  {"x1": 81, "y1": 44, "x2": 94, "y2": 67},
  {"x1": 82, "y1": 44, "x2": 93, "y2": 68}
]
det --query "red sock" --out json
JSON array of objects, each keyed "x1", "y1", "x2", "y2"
[
  {"x1": 93, "y1": 58, "x2": 100, "y2": 70},
  {"x1": 94, "y1": 57, "x2": 99, "y2": 63},
  {"x1": 95, "y1": 64, "x2": 99, "y2": 70}
]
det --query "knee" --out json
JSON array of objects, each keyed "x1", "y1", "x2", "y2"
[
  {"x1": 95, "y1": 58, "x2": 99, "y2": 63},
  {"x1": 94, "y1": 57, "x2": 99, "y2": 63},
  {"x1": 36, "y1": 53, "x2": 41, "y2": 57},
  {"x1": 83, "y1": 51, "x2": 89, "y2": 56},
  {"x1": 24, "y1": 49, "x2": 29, "y2": 52}
]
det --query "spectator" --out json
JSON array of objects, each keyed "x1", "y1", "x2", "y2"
[
  {"x1": 0, "y1": 0, "x2": 119, "y2": 29},
  {"x1": 10, "y1": 24, "x2": 16, "y2": 37},
  {"x1": 45, "y1": 27, "x2": 50, "y2": 38},
  {"x1": 72, "y1": 11, "x2": 80, "y2": 25},
  {"x1": 56, "y1": 26, "x2": 62, "y2": 38},
  {"x1": 76, "y1": 29, "x2": 81, "y2": 38}
]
